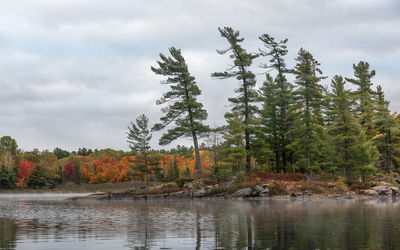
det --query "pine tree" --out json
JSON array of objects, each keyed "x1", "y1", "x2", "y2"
[
  {"x1": 221, "y1": 112, "x2": 246, "y2": 173},
  {"x1": 127, "y1": 114, "x2": 152, "y2": 184},
  {"x1": 345, "y1": 61, "x2": 377, "y2": 138},
  {"x1": 354, "y1": 131, "x2": 377, "y2": 183},
  {"x1": 290, "y1": 48, "x2": 326, "y2": 180},
  {"x1": 374, "y1": 85, "x2": 400, "y2": 174},
  {"x1": 212, "y1": 27, "x2": 258, "y2": 172},
  {"x1": 327, "y1": 76, "x2": 362, "y2": 181},
  {"x1": 259, "y1": 34, "x2": 293, "y2": 172},
  {"x1": 151, "y1": 47, "x2": 209, "y2": 175},
  {"x1": 256, "y1": 74, "x2": 279, "y2": 169}
]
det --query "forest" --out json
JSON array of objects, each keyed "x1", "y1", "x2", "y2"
[{"x1": 1, "y1": 26, "x2": 399, "y2": 190}]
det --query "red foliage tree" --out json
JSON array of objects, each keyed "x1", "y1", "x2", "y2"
[
  {"x1": 64, "y1": 162, "x2": 75, "y2": 181},
  {"x1": 16, "y1": 160, "x2": 34, "y2": 187}
]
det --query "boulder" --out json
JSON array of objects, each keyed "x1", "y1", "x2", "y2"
[
  {"x1": 232, "y1": 188, "x2": 253, "y2": 197},
  {"x1": 184, "y1": 182, "x2": 193, "y2": 188},
  {"x1": 390, "y1": 187, "x2": 400, "y2": 196},
  {"x1": 361, "y1": 189, "x2": 379, "y2": 196},
  {"x1": 193, "y1": 188, "x2": 206, "y2": 197},
  {"x1": 231, "y1": 186, "x2": 268, "y2": 197},
  {"x1": 259, "y1": 188, "x2": 269, "y2": 197},
  {"x1": 372, "y1": 186, "x2": 392, "y2": 196},
  {"x1": 253, "y1": 185, "x2": 264, "y2": 193}
]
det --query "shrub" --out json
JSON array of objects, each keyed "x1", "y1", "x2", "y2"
[
  {"x1": 251, "y1": 173, "x2": 306, "y2": 182},
  {"x1": 300, "y1": 183, "x2": 325, "y2": 194},
  {"x1": 0, "y1": 166, "x2": 16, "y2": 189},
  {"x1": 268, "y1": 182, "x2": 287, "y2": 195}
]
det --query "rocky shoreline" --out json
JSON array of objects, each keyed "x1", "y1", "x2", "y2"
[{"x1": 69, "y1": 178, "x2": 400, "y2": 201}]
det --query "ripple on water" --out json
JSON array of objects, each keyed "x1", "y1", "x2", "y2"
[{"x1": 1, "y1": 196, "x2": 400, "y2": 249}]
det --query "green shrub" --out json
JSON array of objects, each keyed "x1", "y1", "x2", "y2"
[{"x1": 0, "y1": 166, "x2": 16, "y2": 189}]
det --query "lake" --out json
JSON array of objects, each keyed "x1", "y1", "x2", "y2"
[{"x1": 0, "y1": 194, "x2": 399, "y2": 249}]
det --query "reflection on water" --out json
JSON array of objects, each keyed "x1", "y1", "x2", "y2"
[{"x1": 0, "y1": 194, "x2": 400, "y2": 249}]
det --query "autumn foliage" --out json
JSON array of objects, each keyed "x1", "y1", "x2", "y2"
[
  {"x1": 64, "y1": 162, "x2": 75, "y2": 181},
  {"x1": 8, "y1": 149, "x2": 215, "y2": 189},
  {"x1": 16, "y1": 160, "x2": 34, "y2": 187}
]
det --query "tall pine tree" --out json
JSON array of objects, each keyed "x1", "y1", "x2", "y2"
[
  {"x1": 212, "y1": 27, "x2": 258, "y2": 172},
  {"x1": 290, "y1": 48, "x2": 326, "y2": 180},
  {"x1": 256, "y1": 74, "x2": 279, "y2": 169},
  {"x1": 374, "y1": 85, "x2": 400, "y2": 174},
  {"x1": 259, "y1": 34, "x2": 293, "y2": 172},
  {"x1": 345, "y1": 61, "x2": 377, "y2": 138},
  {"x1": 151, "y1": 47, "x2": 209, "y2": 175},
  {"x1": 327, "y1": 76, "x2": 361, "y2": 181}
]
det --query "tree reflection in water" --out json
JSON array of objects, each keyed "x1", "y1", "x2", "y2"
[
  {"x1": 0, "y1": 218, "x2": 17, "y2": 250},
  {"x1": 1, "y1": 196, "x2": 400, "y2": 249}
]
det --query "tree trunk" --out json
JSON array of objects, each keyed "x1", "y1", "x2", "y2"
[
  {"x1": 144, "y1": 152, "x2": 149, "y2": 185},
  {"x1": 307, "y1": 146, "x2": 312, "y2": 181},
  {"x1": 192, "y1": 131, "x2": 202, "y2": 175},
  {"x1": 386, "y1": 130, "x2": 392, "y2": 175}
]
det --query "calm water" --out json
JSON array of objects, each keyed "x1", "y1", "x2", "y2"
[{"x1": 0, "y1": 194, "x2": 400, "y2": 249}]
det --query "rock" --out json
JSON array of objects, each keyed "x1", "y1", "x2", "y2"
[
  {"x1": 290, "y1": 192, "x2": 297, "y2": 198},
  {"x1": 231, "y1": 186, "x2": 266, "y2": 197},
  {"x1": 302, "y1": 190, "x2": 313, "y2": 196},
  {"x1": 221, "y1": 182, "x2": 232, "y2": 189},
  {"x1": 193, "y1": 188, "x2": 206, "y2": 197},
  {"x1": 390, "y1": 187, "x2": 400, "y2": 196},
  {"x1": 253, "y1": 185, "x2": 264, "y2": 193},
  {"x1": 259, "y1": 188, "x2": 269, "y2": 197},
  {"x1": 169, "y1": 191, "x2": 185, "y2": 197},
  {"x1": 204, "y1": 185, "x2": 213, "y2": 192},
  {"x1": 393, "y1": 178, "x2": 400, "y2": 185},
  {"x1": 361, "y1": 189, "x2": 379, "y2": 196},
  {"x1": 232, "y1": 187, "x2": 253, "y2": 197},
  {"x1": 372, "y1": 186, "x2": 392, "y2": 196},
  {"x1": 165, "y1": 182, "x2": 178, "y2": 188},
  {"x1": 184, "y1": 182, "x2": 193, "y2": 188}
]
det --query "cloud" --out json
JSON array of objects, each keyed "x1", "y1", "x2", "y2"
[{"x1": 0, "y1": 0, "x2": 398, "y2": 151}]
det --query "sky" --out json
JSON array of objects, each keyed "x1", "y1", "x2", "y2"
[{"x1": 0, "y1": 0, "x2": 399, "y2": 152}]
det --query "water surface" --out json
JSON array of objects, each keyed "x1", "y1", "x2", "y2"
[{"x1": 0, "y1": 194, "x2": 399, "y2": 249}]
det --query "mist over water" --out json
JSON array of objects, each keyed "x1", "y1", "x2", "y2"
[{"x1": 0, "y1": 195, "x2": 400, "y2": 249}]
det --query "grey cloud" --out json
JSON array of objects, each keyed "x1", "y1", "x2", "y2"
[{"x1": 0, "y1": 0, "x2": 398, "y2": 151}]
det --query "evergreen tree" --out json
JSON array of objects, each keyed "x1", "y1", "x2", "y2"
[
  {"x1": 151, "y1": 47, "x2": 209, "y2": 175},
  {"x1": 256, "y1": 74, "x2": 278, "y2": 169},
  {"x1": 221, "y1": 112, "x2": 246, "y2": 173},
  {"x1": 345, "y1": 61, "x2": 377, "y2": 138},
  {"x1": 0, "y1": 165, "x2": 16, "y2": 189},
  {"x1": 53, "y1": 147, "x2": 70, "y2": 159},
  {"x1": 127, "y1": 114, "x2": 152, "y2": 184},
  {"x1": 259, "y1": 34, "x2": 293, "y2": 171},
  {"x1": 354, "y1": 131, "x2": 377, "y2": 183},
  {"x1": 374, "y1": 85, "x2": 400, "y2": 174},
  {"x1": 327, "y1": 76, "x2": 362, "y2": 181},
  {"x1": 212, "y1": 27, "x2": 258, "y2": 172},
  {"x1": 290, "y1": 48, "x2": 326, "y2": 180}
]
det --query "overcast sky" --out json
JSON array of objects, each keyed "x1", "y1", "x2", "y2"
[{"x1": 0, "y1": 0, "x2": 399, "y2": 152}]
